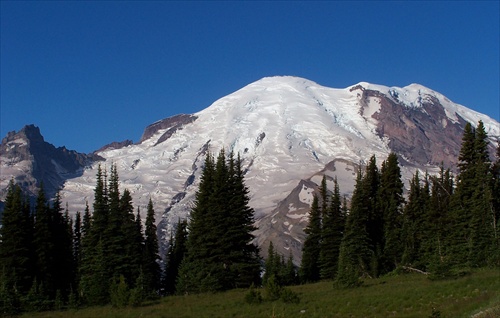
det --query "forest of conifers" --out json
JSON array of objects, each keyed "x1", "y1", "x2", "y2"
[{"x1": 0, "y1": 120, "x2": 499, "y2": 315}]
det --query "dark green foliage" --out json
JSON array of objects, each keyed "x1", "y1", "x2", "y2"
[
  {"x1": 244, "y1": 285, "x2": 263, "y2": 304},
  {"x1": 379, "y1": 153, "x2": 404, "y2": 274},
  {"x1": 129, "y1": 268, "x2": 148, "y2": 307},
  {"x1": 263, "y1": 242, "x2": 297, "y2": 286},
  {"x1": 264, "y1": 275, "x2": 282, "y2": 301},
  {"x1": 336, "y1": 168, "x2": 371, "y2": 285},
  {"x1": 80, "y1": 239, "x2": 109, "y2": 305},
  {"x1": 109, "y1": 275, "x2": 130, "y2": 308},
  {"x1": 319, "y1": 177, "x2": 345, "y2": 280},
  {"x1": 163, "y1": 219, "x2": 188, "y2": 295},
  {"x1": 279, "y1": 286, "x2": 300, "y2": 304},
  {"x1": 23, "y1": 278, "x2": 52, "y2": 312},
  {"x1": 143, "y1": 198, "x2": 160, "y2": 296},
  {"x1": 264, "y1": 274, "x2": 300, "y2": 303},
  {"x1": 450, "y1": 121, "x2": 495, "y2": 268},
  {"x1": 0, "y1": 181, "x2": 34, "y2": 295},
  {"x1": 176, "y1": 151, "x2": 261, "y2": 294},
  {"x1": 401, "y1": 171, "x2": 429, "y2": 268},
  {"x1": 299, "y1": 194, "x2": 322, "y2": 283}
]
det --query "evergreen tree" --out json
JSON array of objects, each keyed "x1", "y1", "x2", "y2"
[
  {"x1": 319, "y1": 177, "x2": 344, "y2": 280},
  {"x1": 0, "y1": 181, "x2": 34, "y2": 295},
  {"x1": 379, "y1": 153, "x2": 404, "y2": 274},
  {"x1": 490, "y1": 141, "x2": 500, "y2": 266},
  {"x1": 299, "y1": 194, "x2": 322, "y2": 283},
  {"x1": 264, "y1": 242, "x2": 297, "y2": 287},
  {"x1": 263, "y1": 242, "x2": 279, "y2": 285},
  {"x1": 73, "y1": 211, "x2": 82, "y2": 293},
  {"x1": 164, "y1": 219, "x2": 188, "y2": 295},
  {"x1": 336, "y1": 167, "x2": 371, "y2": 286},
  {"x1": 33, "y1": 185, "x2": 56, "y2": 299},
  {"x1": 119, "y1": 188, "x2": 143, "y2": 286},
  {"x1": 80, "y1": 166, "x2": 110, "y2": 305},
  {"x1": 423, "y1": 166, "x2": 453, "y2": 273},
  {"x1": 51, "y1": 192, "x2": 73, "y2": 299},
  {"x1": 450, "y1": 121, "x2": 493, "y2": 268},
  {"x1": 363, "y1": 156, "x2": 382, "y2": 276},
  {"x1": 143, "y1": 198, "x2": 160, "y2": 296},
  {"x1": 176, "y1": 150, "x2": 260, "y2": 293},
  {"x1": 401, "y1": 171, "x2": 429, "y2": 268},
  {"x1": 80, "y1": 239, "x2": 109, "y2": 305}
]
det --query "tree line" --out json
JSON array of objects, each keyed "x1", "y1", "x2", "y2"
[
  {"x1": 1, "y1": 120, "x2": 499, "y2": 314},
  {"x1": 0, "y1": 150, "x2": 264, "y2": 314},
  {"x1": 0, "y1": 164, "x2": 163, "y2": 314},
  {"x1": 299, "y1": 121, "x2": 500, "y2": 287}
]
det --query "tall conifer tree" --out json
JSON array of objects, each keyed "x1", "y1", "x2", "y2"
[
  {"x1": 300, "y1": 194, "x2": 322, "y2": 283},
  {"x1": 143, "y1": 198, "x2": 160, "y2": 295}
]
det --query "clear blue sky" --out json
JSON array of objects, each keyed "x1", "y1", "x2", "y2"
[{"x1": 1, "y1": 1, "x2": 499, "y2": 153}]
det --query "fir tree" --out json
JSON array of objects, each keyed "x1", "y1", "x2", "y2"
[
  {"x1": 319, "y1": 177, "x2": 344, "y2": 280},
  {"x1": 0, "y1": 181, "x2": 34, "y2": 295},
  {"x1": 143, "y1": 198, "x2": 160, "y2": 296},
  {"x1": 336, "y1": 167, "x2": 371, "y2": 286},
  {"x1": 164, "y1": 219, "x2": 188, "y2": 295},
  {"x1": 299, "y1": 194, "x2": 322, "y2": 283},
  {"x1": 33, "y1": 185, "x2": 56, "y2": 299},
  {"x1": 363, "y1": 156, "x2": 382, "y2": 276},
  {"x1": 379, "y1": 153, "x2": 404, "y2": 274},
  {"x1": 401, "y1": 171, "x2": 429, "y2": 268},
  {"x1": 176, "y1": 150, "x2": 260, "y2": 293}
]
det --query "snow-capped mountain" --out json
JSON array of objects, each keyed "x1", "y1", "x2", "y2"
[{"x1": 1, "y1": 76, "x2": 498, "y2": 262}]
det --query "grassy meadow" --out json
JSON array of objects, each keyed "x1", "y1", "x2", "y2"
[{"x1": 23, "y1": 268, "x2": 499, "y2": 318}]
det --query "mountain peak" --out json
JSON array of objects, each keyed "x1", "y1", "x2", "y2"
[{"x1": 21, "y1": 124, "x2": 44, "y2": 143}]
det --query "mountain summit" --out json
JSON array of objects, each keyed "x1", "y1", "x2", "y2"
[{"x1": 1, "y1": 76, "x2": 499, "y2": 261}]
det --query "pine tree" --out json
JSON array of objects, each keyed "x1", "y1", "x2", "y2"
[
  {"x1": 79, "y1": 166, "x2": 110, "y2": 305},
  {"x1": 299, "y1": 194, "x2": 322, "y2": 283},
  {"x1": 379, "y1": 153, "x2": 404, "y2": 274},
  {"x1": 336, "y1": 167, "x2": 371, "y2": 287},
  {"x1": 119, "y1": 188, "x2": 143, "y2": 286},
  {"x1": 176, "y1": 150, "x2": 260, "y2": 293},
  {"x1": 0, "y1": 181, "x2": 34, "y2": 295},
  {"x1": 450, "y1": 121, "x2": 493, "y2": 268},
  {"x1": 164, "y1": 219, "x2": 188, "y2": 295},
  {"x1": 143, "y1": 198, "x2": 160, "y2": 296},
  {"x1": 402, "y1": 171, "x2": 429, "y2": 268},
  {"x1": 80, "y1": 239, "x2": 109, "y2": 305},
  {"x1": 33, "y1": 185, "x2": 56, "y2": 299},
  {"x1": 263, "y1": 242, "x2": 279, "y2": 285},
  {"x1": 468, "y1": 121, "x2": 494, "y2": 266},
  {"x1": 363, "y1": 156, "x2": 382, "y2": 277},
  {"x1": 424, "y1": 166, "x2": 454, "y2": 275},
  {"x1": 73, "y1": 211, "x2": 82, "y2": 293},
  {"x1": 319, "y1": 177, "x2": 344, "y2": 280},
  {"x1": 51, "y1": 192, "x2": 73, "y2": 299},
  {"x1": 490, "y1": 141, "x2": 500, "y2": 266}
]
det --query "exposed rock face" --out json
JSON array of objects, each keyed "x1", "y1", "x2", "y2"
[
  {"x1": 255, "y1": 158, "x2": 359, "y2": 264},
  {"x1": 362, "y1": 89, "x2": 468, "y2": 170},
  {"x1": 0, "y1": 125, "x2": 102, "y2": 199},
  {"x1": 139, "y1": 114, "x2": 197, "y2": 145},
  {"x1": 94, "y1": 140, "x2": 134, "y2": 153}
]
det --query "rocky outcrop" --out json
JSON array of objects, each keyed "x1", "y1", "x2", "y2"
[
  {"x1": 139, "y1": 114, "x2": 197, "y2": 144},
  {"x1": 363, "y1": 89, "x2": 475, "y2": 171},
  {"x1": 0, "y1": 125, "x2": 102, "y2": 199},
  {"x1": 94, "y1": 140, "x2": 134, "y2": 153}
]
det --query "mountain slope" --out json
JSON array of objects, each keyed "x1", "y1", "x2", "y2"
[
  {"x1": 2, "y1": 76, "x2": 498, "y2": 261},
  {"x1": 0, "y1": 125, "x2": 102, "y2": 200}
]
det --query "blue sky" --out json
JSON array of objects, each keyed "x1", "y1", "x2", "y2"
[{"x1": 1, "y1": 1, "x2": 499, "y2": 153}]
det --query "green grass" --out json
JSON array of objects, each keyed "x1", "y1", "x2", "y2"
[{"x1": 23, "y1": 268, "x2": 499, "y2": 318}]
